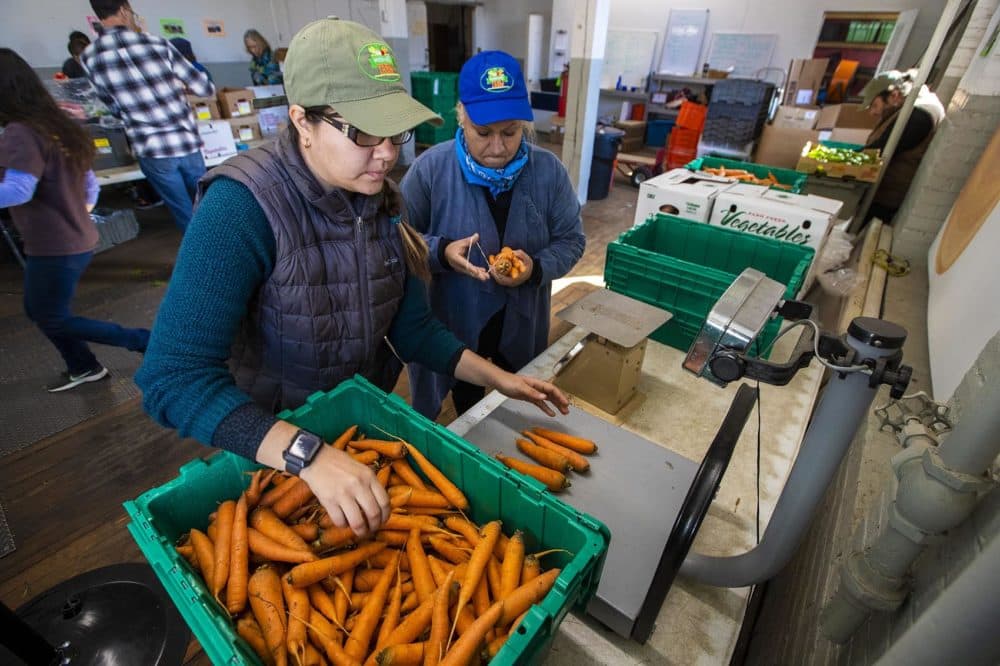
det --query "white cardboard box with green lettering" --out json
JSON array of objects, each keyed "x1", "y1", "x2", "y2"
[
  {"x1": 708, "y1": 186, "x2": 842, "y2": 253},
  {"x1": 633, "y1": 168, "x2": 735, "y2": 226}
]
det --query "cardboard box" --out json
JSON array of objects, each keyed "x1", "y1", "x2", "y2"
[
  {"x1": 815, "y1": 103, "x2": 877, "y2": 130},
  {"x1": 621, "y1": 136, "x2": 644, "y2": 153},
  {"x1": 754, "y1": 125, "x2": 821, "y2": 170},
  {"x1": 773, "y1": 105, "x2": 820, "y2": 130},
  {"x1": 247, "y1": 84, "x2": 286, "y2": 100},
  {"x1": 217, "y1": 87, "x2": 255, "y2": 118},
  {"x1": 257, "y1": 104, "x2": 288, "y2": 136},
  {"x1": 197, "y1": 120, "x2": 237, "y2": 160},
  {"x1": 828, "y1": 127, "x2": 872, "y2": 147},
  {"x1": 228, "y1": 114, "x2": 261, "y2": 142},
  {"x1": 795, "y1": 141, "x2": 883, "y2": 183},
  {"x1": 710, "y1": 185, "x2": 837, "y2": 253},
  {"x1": 633, "y1": 168, "x2": 734, "y2": 226},
  {"x1": 784, "y1": 58, "x2": 829, "y2": 107},
  {"x1": 186, "y1": 94, "x2": 220, "y2": 121},
  {"x1": 613, "y1": 120, "x2": 647, "y2": 139}
]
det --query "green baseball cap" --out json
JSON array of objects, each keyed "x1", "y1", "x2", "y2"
[
  {"x1": 861, "y1": 70, "x2": 904, "y2": 108},
  {"x1": 283, "y1": 17, "x2": 442, "y2": 136}
]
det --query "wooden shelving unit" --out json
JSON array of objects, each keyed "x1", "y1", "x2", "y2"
[
  {"x1": 816, "y1": 41, "x2": 887, "y2": 51},
  {"x1": 813, "y1": 11, "x2": 899, "y2": 103}
]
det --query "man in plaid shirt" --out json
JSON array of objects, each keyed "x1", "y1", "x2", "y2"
[{"x1": 83, "y1": 0, "x2": 215, "y2": 230}]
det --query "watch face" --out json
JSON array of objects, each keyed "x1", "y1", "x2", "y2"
[{"x1": 288, "y1": 431, "x2": 322, "y2": 462}]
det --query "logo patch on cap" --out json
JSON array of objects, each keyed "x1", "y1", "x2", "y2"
[
  {"x1": 480, "y1": 66, "x2": 513, "y2": 93},
  {"x1": 358, "y1": 42, "x2": 401, "y2": 82}
]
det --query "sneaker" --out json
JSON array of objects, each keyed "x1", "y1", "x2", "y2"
[{"x1": 47, "y1": 366, "x2": 110, "y2": 393}]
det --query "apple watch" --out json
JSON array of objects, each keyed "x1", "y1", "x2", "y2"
[{"x1": 282, "y1": 429, "x2": 324, "y2": 476}]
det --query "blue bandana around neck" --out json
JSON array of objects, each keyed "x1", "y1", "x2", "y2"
[{"x1": 455, "y1": 128, "x2": 529, "y2": 197}]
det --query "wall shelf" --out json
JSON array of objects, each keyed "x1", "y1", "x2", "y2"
[
  {"x1": 601, "y1": 89, "x2": 650, "y2": 100},
  {"x1": 816, "y1": 41, "x2": 887, "y2": 51}
]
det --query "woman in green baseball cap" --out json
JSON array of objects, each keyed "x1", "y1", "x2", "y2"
[{"x1": 136, "y1": 19, "x2": 569, "y2": 539}]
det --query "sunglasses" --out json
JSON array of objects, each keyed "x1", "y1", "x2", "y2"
[{"x1": 318, "y1": 115, "x2": 413, "y2": 147}]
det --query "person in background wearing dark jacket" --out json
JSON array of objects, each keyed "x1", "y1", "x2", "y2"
[
  {"x1": 244, "y1": 28, "x2": 283, "y2": 85},
  {"x1": 169, "y1": 37, "x2": 212, "y2": 82},
  {"x1": 0, "y1": 49, "x2": 150, "y2": 392},
  {"x1": 82, "y1": 0, "x2": 215, "y2": 231},
  {"x1": 61, "y1": 31, "x2": 90, "y2": 79},
  {"x1": 862, "y1": 69, "x2": 946, "y2": 224},
  {"x1": 136, "y1": 19, "x2": 568, "y2": 538}
]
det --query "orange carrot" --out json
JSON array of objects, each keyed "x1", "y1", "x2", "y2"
[
  {"x1": 369, "y1": 548, "x2": 411, "y2": 571},
  {"x1": 381, "y1": 514, "x2": 445, "y2": 533},
  {"x1": 354, "y1": 568, "x2": 411, "y2": 593},
  {"x1": 251, "y1": 507, "x2": 312, "y2": 552},
  {"x1": 351, "y1": 439, "x2": 407, "y2": 459},
  {"x1": 212, "y1": 500, "x2": 236, "y2": 602},
  {"x1": 388, "y1": 487, "x2": 452, "y2": 509},
  {"x1": 484, "y1": 635, "x2": 506, "y2": 660},
  {"x1": 350, "y1": 450, "x2": 380, "y2": 466},
  {"x1": 286, "y1": 541, "x2": 387, "y2": 588},
  {"x1": 495, "y1": 454, "x2": 571, "y2": 492},
  {"x1": 260, "y1": 475, "x2": 302, "y2": 508},
  {"x1": 499, "y1": 530, "x2": 524, "y2": 600},
  {"x1": 308, "y1": 584, "x2": 339, "y2": 624},
  {"x1": 438, "y1": 601, "x2": 503, "y2": 666},
  {"x1": 390, "y1": 460, "x2": 428, "y2": 491},
  {"x1": 521, "y1": 554, "x2": 541, "y2": 585},
  {"x1": 176, "y1": 543, "x2": 198, "y2": 569},
  {"x1": 313, "y1": 525, "x2": 358, "y2": 552},
  {"x1": 375, "y1": 562, "x2": 405, "y2": 652},
  {"x1": 448, "y1": 520, "x2": 500, "y2": 648},
  {"x1": 472, "y1": 575, "x2": 491, "y2": 637},
  {"x1": 530, "y1": 427, "x2": 597, "y2": 454},
  {"x1": 331, "y1": 570, "x2": 355, "y2": 638},
  {"x1": 427, "y1": 536, "x2": 471, "y2": 565},
  {"x1": 377, "y1": 531, "x2": 432, "y2": 548},
  {"x1": 247, "y1": 529, "x2": 319, "y2": 564},
  {"x1": 290, "y1": 522, "x2": 320, "y2": 542},
  {"x1": 309, "y1": 608, "x2": 361, "y2": 666},
  {"x1": 486, "y1": 556, "x2": 503, "y2": 602},
  {"x1": 374, "y1": 643, "x2": 425, "y2": 666},
  {"x1": 189, "y1": 528, "x2": 215, "y2": 591},
  {"x1": 271, "y1": 480, "x2": 316, "y2": 519},
  {"x1": 303, "y1": 643, "x2": 323, "y2": 666},
  {"x1": 521, "y1": 431, "x2": 590, "y2": 472},
  {"x1": 402, "y1": 443, "x2": 469, "y2": 511},
  {"x1": 515, "y1": 438, "x2": 571, "y2": 472},
  {"x1": 377, "y1": 464, "x2": 392, "y2": 487},
  {"x1": 344, "y1": 549, "x2": 400, "y2": 660},
  {"x1": 379, "y1": 582, "x2": 456, "y2": 650},
  {"x1": 226, "y1": 493, "x2": 250, "y2": 615},
  {"x1": 331, "y1": 425, "x2": 359, "y2": 451},
  {"x1": 497, "y1": 568, "x2": 560, "y2": 625},
  {"x1": 248, "y1": 565, "x2": 287, "y2": 666},
  {"x1": 236, "y1": 614, "x2": 274, "y2": 666},
  {"x1": 407, "y1": 528, "x2": 436, "y2": 603},
  {"x1": 281, "y1": 573, "x2": 310, "y2": 664},
  {"x1": 426, "y1": 570, "x2": 454, "y2": 666},
  {"x1": 245, "y1": 469, "x2": 266, "y2": 509}
]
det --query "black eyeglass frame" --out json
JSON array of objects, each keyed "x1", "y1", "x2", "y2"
[{"x1": 316, "y1": 114, "x2": 413, "y2": 147}]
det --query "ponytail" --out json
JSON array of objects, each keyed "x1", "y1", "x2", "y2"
[{"x1": 398, "y1": 221, "x2": 431, "y2": 283}]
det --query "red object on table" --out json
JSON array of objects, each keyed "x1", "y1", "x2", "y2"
[{"x1": 557, "y1": 65, "x2": 569, "y2": 117}]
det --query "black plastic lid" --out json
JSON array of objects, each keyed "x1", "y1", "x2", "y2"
[{"x1": 848, "y1": 316, "x2": 907, "y2": 349}]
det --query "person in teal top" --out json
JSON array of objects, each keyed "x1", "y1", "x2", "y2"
[
  {"x1": 244, "y1": 29, "x2": 283, "y2": 85},
  {"x1": 136, "y1": 19, "x2": 568, "y2": 539}
]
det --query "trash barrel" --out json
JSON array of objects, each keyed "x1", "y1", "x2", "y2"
[{"x1": 587, "y1": 127, "x2": 625, "y2": 200}]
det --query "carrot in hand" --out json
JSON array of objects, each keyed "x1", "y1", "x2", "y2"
[{"x1": 494, "y1": 454, "x2": 571, "y2": 492}]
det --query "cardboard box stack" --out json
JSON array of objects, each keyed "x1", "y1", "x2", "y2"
[
  {"x1": 815, "y1": 103, "x2": 877, "y2": 146},
  {"x1": 217, "y1": 87, "x2": 256, "y2": 118},
  {"x1": 633, "y1": 168, "x2": 735, "y2": 226},
  {"x1": 229, "y1": 115, "x2": 261, "y2": 143},
  {"x1": 614, "y1": 120, "x2": 647, "y2": 153},
  {"x1": 784, "y1": 58, "x2": 829, "y2": 107},
  {"x1": 755, "y1": 102, "x2": 877, "y2": 169},
  {"x1": 187, "y1": 95, "x2": 220, "y2": 121},
  {"x1": 249, "y1": 85, "x2": 288, "y2": 137}
]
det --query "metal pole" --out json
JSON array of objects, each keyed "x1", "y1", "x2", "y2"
[{"x1": 851, "y1": 0, "x2": 965, "y2": 232}]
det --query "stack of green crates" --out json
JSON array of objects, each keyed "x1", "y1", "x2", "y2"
[
  {"x1": 604, "y1": 215, "x2": 814, "y2": 354},
  {"x1": 124, "y1": 377, "x2": 609, "y2": 666},
  {"x1": 411, "y1": 71, "x2": 460, "y2": 145},
  {"x1": 686, "y1": 156, "x2": 808, "y2": 193}
]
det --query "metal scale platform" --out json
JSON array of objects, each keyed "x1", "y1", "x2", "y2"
[{"x1": 460, "y1": 289, "x2": 756, "y2": 640}]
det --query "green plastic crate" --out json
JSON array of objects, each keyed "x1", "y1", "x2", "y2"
[
  {"x1": 686, "y1": 156, "x2": 808, "y2": 193},
  {"x1": 604, "y1": 215, "x2": 813, "y2": 354},
  {"x1": 124, "y1": 377, "x2": 609, "y2": 666},
  {"x1": 820, "y1": 139, "x2": 866, "y2": 151},
  {"x1": 411, "y1": 72, "x2": 461, "y2": 145}
]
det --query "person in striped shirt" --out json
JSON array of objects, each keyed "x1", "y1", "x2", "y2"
[{"x1": 82, "y1": 0, "x2": 215, "y2": 230}]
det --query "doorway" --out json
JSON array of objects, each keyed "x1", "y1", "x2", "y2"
[{"x1": 425, "y1": 2, "x2": 474, "y2": 72}]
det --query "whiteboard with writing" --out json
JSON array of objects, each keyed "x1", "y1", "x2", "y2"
[
  {"x1": 708, "y1": 32, "x2": 777, "y2": 78},
  {"x1": 601, "y1": 29, "x2": 659, "y2": 90},
  {"x1": 659, "y1": 9, "x2": 710, "y2": 76}
]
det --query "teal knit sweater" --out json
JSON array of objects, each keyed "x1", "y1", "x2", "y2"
[{"x1": 135, "y1": 178, "x2": 465, "y2": 459}]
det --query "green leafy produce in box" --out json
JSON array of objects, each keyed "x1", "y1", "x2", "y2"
[{"x1": 806, "y1": 145, "x2": 878, "y2": 166}]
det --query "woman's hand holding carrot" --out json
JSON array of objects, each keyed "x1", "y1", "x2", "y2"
[{"x1": 299, "y1": 445, "x2": 391, "y2": 538}]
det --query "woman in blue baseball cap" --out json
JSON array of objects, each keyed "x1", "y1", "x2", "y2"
[{"x1": 401, "y1": 50, "x2": 585, "y2": 419}]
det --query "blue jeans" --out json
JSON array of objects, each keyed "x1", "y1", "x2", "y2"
[
  {"x1": 24, "y1": 252, "x2": 150, "y2": 375},
  {"x1": 138, "y1": 152, "x2": 206, "y2": 230}
]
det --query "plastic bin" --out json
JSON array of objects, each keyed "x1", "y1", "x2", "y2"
[
  {"x1": 411, "y1": 72, "x2": 459, "y2": 145},
  {"x1": 123, "y1": 377, "x2": 609, "y2": 666},
  {"x1": 604, "y1": 214, "x2": 813, "y2": 353},
  {"x1": 675, "y1": 101, "x2": 708, "y2": 131},
  {"x1": 588, "y1": 127, "x2": 624, "y2": 200},
  {"x1": 645, "y1": 118, "x2": 675, "y2": 147},
  {"x1": 686, "y1": 156, "x2": 808, "y2": 192}
]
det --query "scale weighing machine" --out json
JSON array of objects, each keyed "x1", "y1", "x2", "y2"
[{"x1": 459, "y1": 270, "x2": 913, "y2": 642}]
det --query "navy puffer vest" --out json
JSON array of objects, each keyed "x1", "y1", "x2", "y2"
[{"x1": 198, "y1": 132, "x2": 407, "y2": 412}]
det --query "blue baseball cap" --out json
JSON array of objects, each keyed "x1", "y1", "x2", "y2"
[{"x1": 458, "y1": 51, "x2": 533, "y2": 126}]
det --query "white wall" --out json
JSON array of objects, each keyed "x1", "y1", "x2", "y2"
[
  {"x1": 6, "y1": 0, "x2": 281, "y2": 67},
  {"x1": 607, "y1": 0, "x2": 947, "y2": 83}
]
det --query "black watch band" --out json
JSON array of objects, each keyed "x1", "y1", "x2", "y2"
[{"x1": 282, "y1": 429, "x2": 324, "y2": 476}]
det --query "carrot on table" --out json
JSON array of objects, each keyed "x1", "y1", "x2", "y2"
[
  {"x1": 529, "y1": 427, "x2": 597, "y2": 454},
  {"x1": 495, "y1": 454, "x2": 571, "y2": 492},
  {"x1": 402, "y1": 442, "x2": 469, "y2": 511},
  {"x1": 251, "y1": 507, "x2": 312, "y2": 553},
  {"x1": 515, "y1": 438, "x2": 571, "y2": 473},
  {"x1": 212, "y1": 500, "x2": 236, "y2": 603},
  {"x1": 521, "y1": 431, "x2": 590, "y2": 472},
  {"x1": 226, "y1": 493, "x2": 250, "y2": 615},
  {"x1": 439, "y1": 601, "x2": 503, "y2": 666},
  {"x1": 286, "y1": 541, "x2": 387, "y2": 588},
  {"x1": 248, "y1": 565, "x2": 288, "y2": 666},
  {"x1": 248, "y1": 529, "x2": 319, "y2": 564}
]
